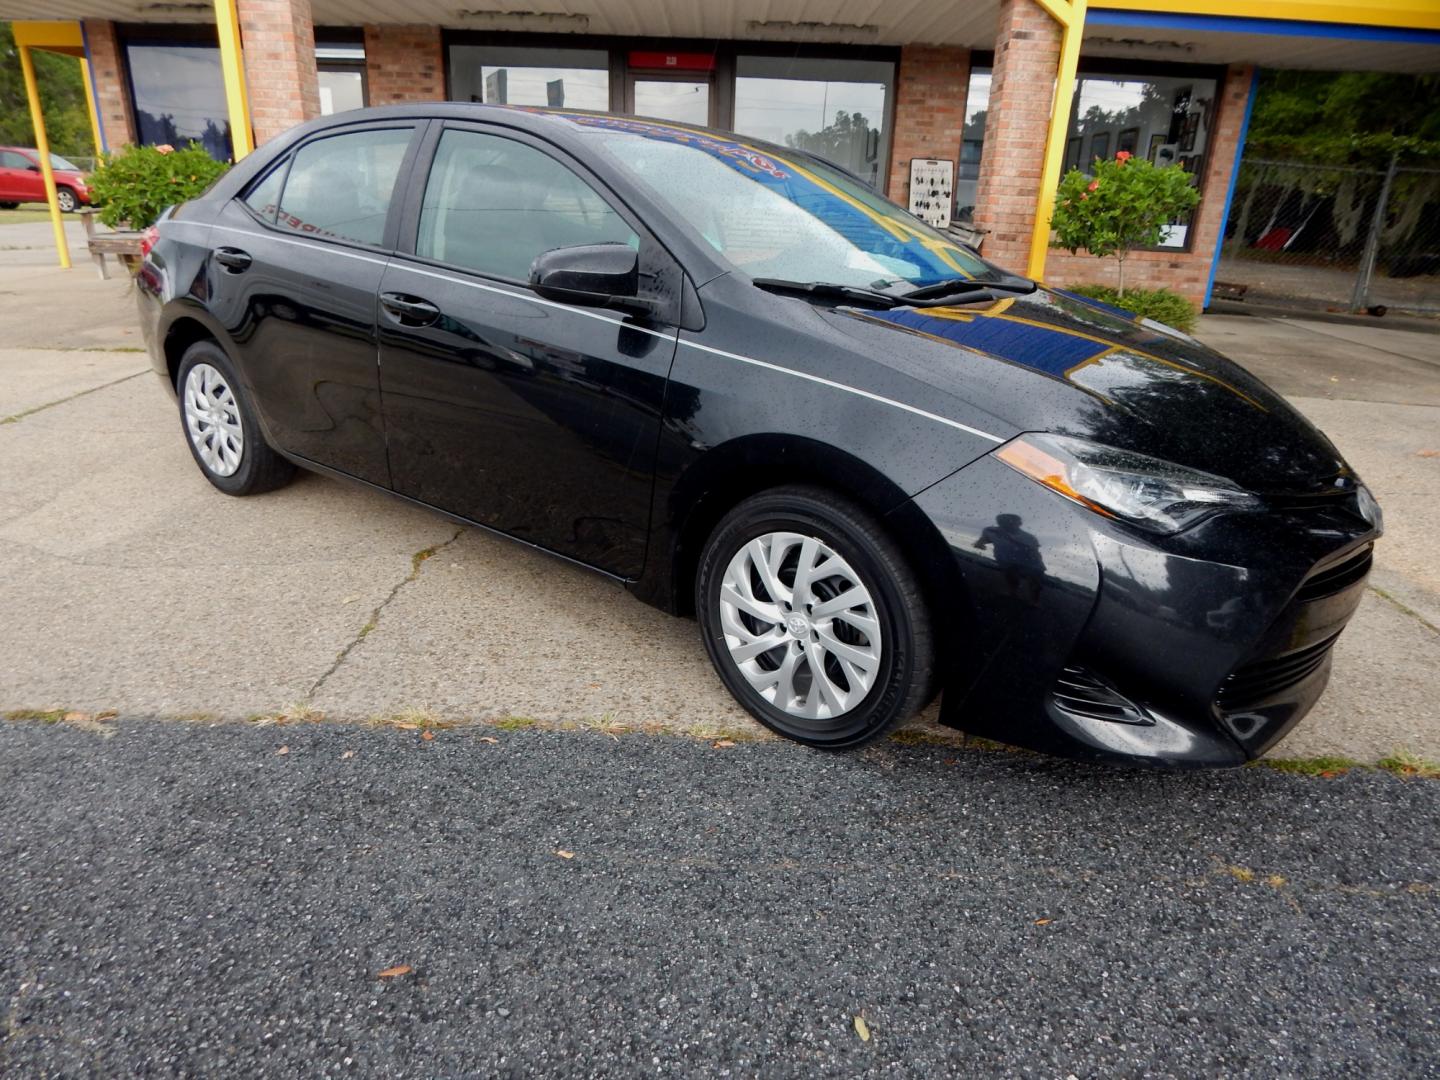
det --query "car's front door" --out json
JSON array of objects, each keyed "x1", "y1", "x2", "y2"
[
  {"x1": 206, "y1": 123, "x2": 420, "y2": 486},
  {"x1": 376, "y1": 123, "x2": 680, "y2": 578}
]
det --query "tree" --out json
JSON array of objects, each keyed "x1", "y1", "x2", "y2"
[
  {"x1": 1050, "y1": 152, "x2": 1200, "y2": 296},
  {"x1": 0, "y1": 22, "x2": 95, "y2": 159},
  {"x1": 1247, "y1": 69, "x2": 1440, "y2": 162}
]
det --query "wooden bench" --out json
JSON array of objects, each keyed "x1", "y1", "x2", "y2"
[{"x1": 79, "y1": 209, "x2": 145, "y2": 280}]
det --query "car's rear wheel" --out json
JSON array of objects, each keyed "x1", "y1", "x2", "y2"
[
  {"x1": 696, "y1": 485, "x2": 934, "y2": 748},
  {"x1": 55, "y1": 187, "x2": 77, "y2": 213},
  {"x1": 176, "y1": 340, "x2": 295, "y2": 496}
]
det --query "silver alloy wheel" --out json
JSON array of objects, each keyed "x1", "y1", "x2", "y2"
[
  {"x1": 183, "y1": 362, "x2": 244, "y2": 477},
  {"x1": 718, "y1": 531, "x2": 883, "y2": 720},
  {"x1": 56, "y1": 189, "x2": 76, "y2": 213}
]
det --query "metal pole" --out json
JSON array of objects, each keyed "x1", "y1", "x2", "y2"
[
  {"x1": 18, "y1": 43, "x2": 70, "y2": 270},
  {"x1": 213, "y1": 0, "x2": 255, "y2": 159},
  {"x1": 1350, "y1": 151, "x2": 1398, "y2": 312},
  {"x1": 1026, "y1": 0, "x2": 1088, "y2": 281}
]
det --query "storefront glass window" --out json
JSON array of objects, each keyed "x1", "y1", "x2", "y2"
[
  {"x1": 955, "y1": 68, "x2": 991, "y2": 223},
  {"x1": 732, "y1": 56, "x2": 893, "y2": 189},
  {"x1": 449, "y1": 46, "x2": 610, "y2": 110},
  {"x1": 125, "y1": 43, "x2": 231, "y2": 160},
  {"x1": 316, "y1": 38, "x2": 366, "y2": 116},
  {"x1": 1066, "y1": 71, "x2": 1217, "y2": 249}
]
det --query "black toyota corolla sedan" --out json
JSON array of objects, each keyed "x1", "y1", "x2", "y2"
[{"x1": 136, "y1": 104, "x2": 1382, "y2": 767}]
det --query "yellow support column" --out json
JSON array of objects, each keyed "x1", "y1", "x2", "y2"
[
  {"x1": 17, "y1": 43, "x2": 70, "y2": 270},
  {"x1": 1027, "y1": 0, "x2": 1087, "y2": 281},
  {"x1": 81, "y1": 57, "x2": 104, "y2": 159},
  {"x1": 214, "y1": 0, "x2": 255, "y2": 159}
]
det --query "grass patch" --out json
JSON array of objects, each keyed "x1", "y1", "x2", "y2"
[
  {"x1": 4, "y1": 708, "x2": 67, "y2": 723},
  {"x1": 490, "y1": 716, "x2": 541, "y2": 731},
  {"x1": 365, "y1": 706, "x2": 455, "y2": 732},
  {"x1": 0, "y1": 208, "x2": 64, "y2": 225},
  {"x1": 247, "y1": 702, "x2": 326, "y2": 726},
  {"x1": 1377, "y1": 751, "x2": 1440, "y2": 780}
]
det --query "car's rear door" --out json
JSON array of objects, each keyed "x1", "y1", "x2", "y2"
[
  {"x1": 0, "y1": 151, "x2": 43, "y2": 202},
  {"x1": 375, "y1": 122, "x2": 680, "y2": 578},
  {"x1": 206, "y1": 122, "x2": 422, "y2": 486}
]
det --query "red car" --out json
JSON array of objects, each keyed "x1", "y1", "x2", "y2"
[{"x1": 0, "y1": 146, "x2": 92, "y2": 212}]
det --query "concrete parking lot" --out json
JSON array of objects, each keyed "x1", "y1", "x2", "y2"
[{"x1": 2, "y1": 226, "x2": 1438, "y2": 762}]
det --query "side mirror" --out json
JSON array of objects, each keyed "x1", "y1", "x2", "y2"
[
  {"x1": 529, "y1": 243, "x2": 659, "y2": 318},
  {"x1": 26, "y1": 163, "x2": 40, "y2": 172}
]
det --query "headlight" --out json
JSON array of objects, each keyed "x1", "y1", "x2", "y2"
[{"x1": 994, "y1": 433, "x2": 1261, "y2": 534}]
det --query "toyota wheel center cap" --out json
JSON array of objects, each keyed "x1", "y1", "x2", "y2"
[{"x1": 786, "y1": 612, "x2": 811, "y2": 637}]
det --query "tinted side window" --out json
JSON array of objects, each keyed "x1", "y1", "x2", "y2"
[
  {"x1": 276, "y1": 127, "x2": 412, "y2": 246},
  {"x1": 241, "y1": 162, "x2": 285, "y2": 224},
  {"x1": 0, "y1": 151, "x2": 30, "y2": 169},
  {"x1": 416, "y1": 129, "x2": 637, "y2": 281}
]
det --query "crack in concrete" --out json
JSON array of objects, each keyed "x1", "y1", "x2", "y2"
[
  {"x1": 305, "y1": 526, "x2": 466, "y2": 700},
  {"x1": 0, "y1": 370, "x2": 147, "y2": 425},
  {"x1": 1368, "y1": 584, "x2": 1440, "y2": 637}
]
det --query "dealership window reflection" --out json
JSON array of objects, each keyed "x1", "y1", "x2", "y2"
[
  {"x1": 955, "y1": 67, "x2": 991, "y2": 223},
  {"x1": 1066, "y1": 72, "x2": 1216, "y2": 249},
  {"x1": 732, "y1": 56, "x2": 893, "y2": 189},
  {"x1": 125, "y1": 43, "x2": 231, "y2": 160},
  {"x1": 449, "y1": 45, "x2": 610, "y2": 109}
]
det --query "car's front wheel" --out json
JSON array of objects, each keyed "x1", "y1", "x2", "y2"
[
  {"x1": 176, "y1": 340, "x2": 295, "y2": 496},
  {"x1": 55, "y1": 187, "x2": 77, "y2": 213},
  {"x1": 697, "y1": 486, "x2": 934, "y2": 748}
]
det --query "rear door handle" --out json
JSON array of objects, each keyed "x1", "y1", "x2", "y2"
[
  {"x1": 214, "y1": 247, "x2": 252, "y2": 272},
  {"x1": 380, "y1": 292, "x2": 441, "y2": 327}
]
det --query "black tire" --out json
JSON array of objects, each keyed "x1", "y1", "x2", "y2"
[
  {"x1": 55, "y1": 187, "x2": 77, "y2": 213},
  {"x1": 176, "y1": 340, "x2": 295, "y2": 496},
  {"x1": 696, "y1": 485, "x2": 935, "y2": 749},
  {"x1": 0, "y1": 201, "x2": 17, "y2": 210}
]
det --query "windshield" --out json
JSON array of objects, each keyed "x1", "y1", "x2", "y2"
[
  {"x1": 48, "y1": 153, "x2": 80, "y2": 172},
  {"x1": 571, "y1": 115, "x2": 1001, "y2": 291}
]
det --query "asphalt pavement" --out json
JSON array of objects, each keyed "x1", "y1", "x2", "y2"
[{"x1": 1, "y1": 717, "x2": 1437, "y2": 1077}]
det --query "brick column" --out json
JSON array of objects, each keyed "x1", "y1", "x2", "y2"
[
  {"x1": 972, "y1": 0, "x2": 1061, "y2": 271},
  {"x1": 363, "y1": 25, "x2": 445, "y2": 103},
  {"x1": 237, "y1": 0, "x2": 321, "y2": 145},
  {"x1": 1043, "y1": 63, "x2": 1257, "y2": 307},
  {"x1": 886, "y1": 45, "x2": 971, "y2": 206},
  {"x1": 83, "y1": 20, "x2": 136, "y2": 149}
]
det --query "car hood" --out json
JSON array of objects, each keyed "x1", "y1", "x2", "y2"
[{"x1": 821, "y1": 285, "x2": 1353, "y2": 495}]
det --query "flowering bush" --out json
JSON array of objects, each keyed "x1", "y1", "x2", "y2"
[
  {"x1": 1051, "y1": 151, "x2": 1199, "y2": 296},
  {"x1": 86, "y1": 142, "x2": 229, "y2": 230}
]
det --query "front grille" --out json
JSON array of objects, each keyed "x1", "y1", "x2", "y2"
[
  {"x1": 1217, "y1": 634, "x2": 1339, "y2": 709},
  {"x1": 1294, "y1": 545, "x2": 1372, "y2": 603},
  {"x1": 1053, "y1": 666, "x2": 1150, "y2": 725}
]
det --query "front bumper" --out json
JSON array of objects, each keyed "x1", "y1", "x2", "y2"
[{"x1": 902, "y1": 455, "x2": 1379, "y2": 767}]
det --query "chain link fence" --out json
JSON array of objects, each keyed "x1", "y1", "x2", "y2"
[{"x1": 1215, "y1": 156, "x2": 1440, "y2": 316}]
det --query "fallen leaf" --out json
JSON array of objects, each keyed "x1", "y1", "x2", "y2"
[
  {"x1": 586, "y1": 682, "x2": 602, "y2": 689},
  {"x1": 276, "y1": 745, "x2": 290, "y2": 756},
  {"x1": 341, "y1": 594, "x2": 361, "y2": 604},
  {"x1": 478, "y1": 736, "x2": 500, "y2": 745},
  {"x1": 420, "y1": 730, "x2": 435, "y2": 742},
  {"x1": 394, "y1": 722, "x2": 419, "y2": 731},
  {"x1": 712, "y1": 739, "x2": 736, "y2": 749},
  {"x1": 555, "y1": 849, "x2": 575, "y2": 860},
  {"x1": 1035, "y1": 918, "x2": 1052, "y2": 925},
  {"x1": 854, "y1": 1015, "x2": 871, "y2": 1042},
  {"x1": 341, "y1": 750, "x2": 356, "y2": 760},
  {"x1": 377, "y1": 964, "x2": 411, "y2": 979},
  {"x1": 93, "y1": 710, "x2": 118, "y2": 723},
  {"x1": 63, "y1": 711, "x2": 89, "y2": 723},
  {"x1": 1418, "y1": 449, "x2": 1439, "y2": 458}
]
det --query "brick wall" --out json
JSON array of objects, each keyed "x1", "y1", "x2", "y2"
[
  {"x1": 82, "y1": 20, "x2": 135, "y2": 149},
  {"x1": 886, "y1": 45, "x2": 970, "y2": 206},
  {"x1": 363, "y1": 25, "x2": 445, "y2": 103},
  {"x1": 237, "y1": 0, "x2": 321, "y2": 145},
  {"x1": 1043, "y1": 64, "x2": 1256, "y2": 308},
  {"x1": 972, "y1": 0, "x2": 1061, "y2": 271}
]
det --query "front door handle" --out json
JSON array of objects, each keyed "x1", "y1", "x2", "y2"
[
  {"x1": 380, "y1": 292, "x2": 441, "y2": 327},
  {"x1": 214, "y1": 247, "x2": 252, "y2": 272}
]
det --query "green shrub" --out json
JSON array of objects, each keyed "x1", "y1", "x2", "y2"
[
  {"x1": 1067, "y1": 283, "x2": 1198, "y2": 333},
  {"x1": 87, "y1": 142, "x2": 229, "y2": 230},
  {"x1": 1051, "y1": 152, "x2": 1200, "y2": 297}
]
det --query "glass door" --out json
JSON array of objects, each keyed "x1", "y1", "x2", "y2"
[{"x1": 628, "y1": 76, "x2": 714, "y2": 126}]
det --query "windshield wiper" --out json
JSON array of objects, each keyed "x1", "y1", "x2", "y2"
[
  {"x1": 753, "y1": 277, "x2": 1011, "y2": 310},
  {"x1": 898, "y1": 275, "x2": 1037, "y2": 300},
  {"x1": 752, "y1": 278, "x2": 903, "y2": 308}
]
